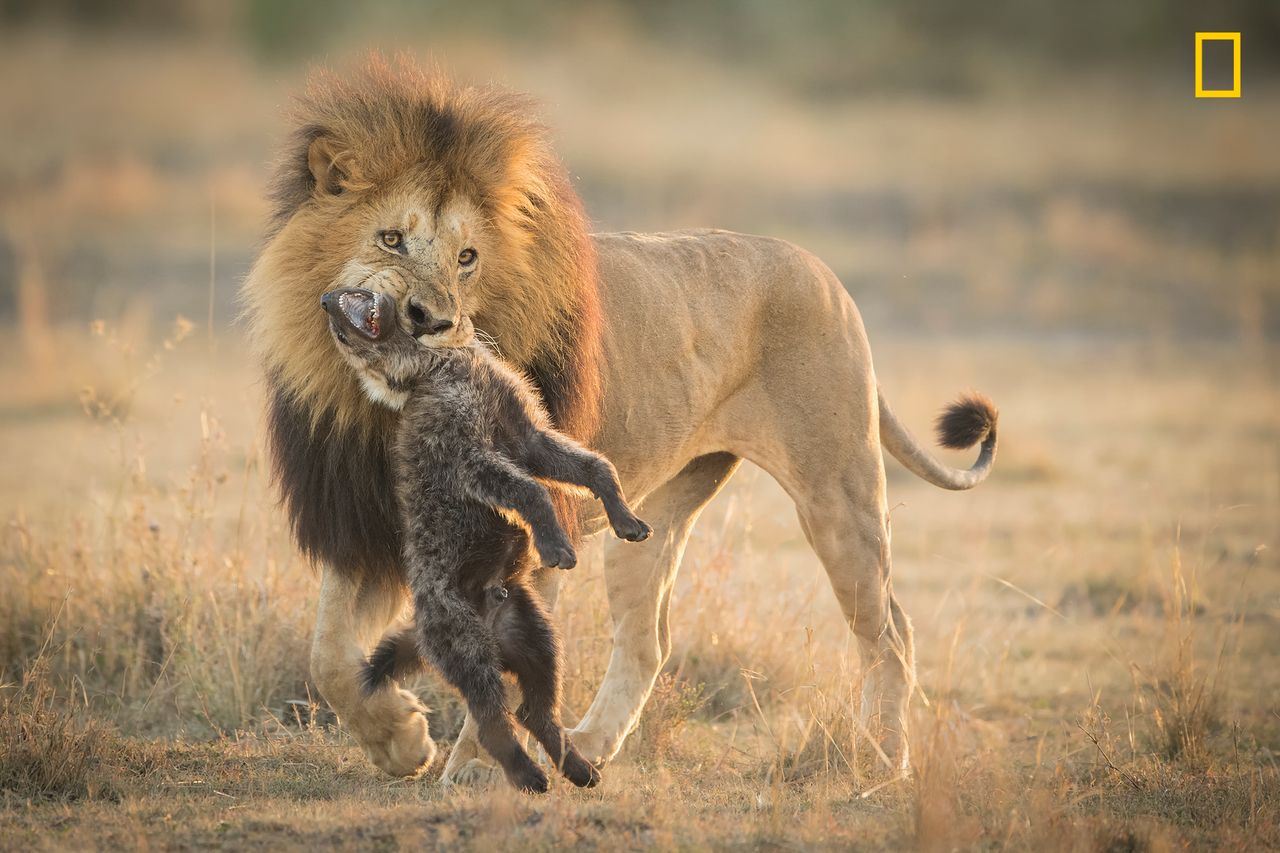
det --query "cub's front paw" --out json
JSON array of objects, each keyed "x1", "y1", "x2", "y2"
[
  {"x1": 612, "y1": 514, "x2": 652, "y2": 543},
  {"x1": 536, "y1": 536, "x2": 577, "y2": 569}
]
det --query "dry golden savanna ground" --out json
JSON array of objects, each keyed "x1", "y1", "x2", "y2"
[{"x1": 2, "y1": 27, "x2": 1279, "y2": 852}]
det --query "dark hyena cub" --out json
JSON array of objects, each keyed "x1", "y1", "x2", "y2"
[{"x1": 321, "y1": 287, "x2": 651, "y2": 793}]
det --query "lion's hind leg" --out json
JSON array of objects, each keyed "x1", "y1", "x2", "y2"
[
  {"x1": 791, "y1": 469, "x2": 915, "y2": 773},
  {"x1": 725, "y1": 279, "x2": 917, "y2": 772}
]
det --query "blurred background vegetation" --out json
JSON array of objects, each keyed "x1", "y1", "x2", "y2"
[
  {"x1": 0, "y1": 0, "x2": 1277, "y2": 343},
  {"x1": 5, "y1": 0, "x2": 1280, "y2": 85}
]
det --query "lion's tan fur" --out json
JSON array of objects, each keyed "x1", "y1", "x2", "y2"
[{"x1": 242, "y1": 56, "x2": 602, "y2": 439}]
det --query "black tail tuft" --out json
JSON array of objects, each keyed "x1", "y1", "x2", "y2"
[
  {"x1": 360, "y1": 628, "x2": 425, "y2": 697},
  {"x1": 934, "y1": 392, "x2": 998, "y2": 450}
]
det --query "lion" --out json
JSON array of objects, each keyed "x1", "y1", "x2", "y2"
[{"x1": 241, "y1": 57, "x2": 998, "y2": 782}]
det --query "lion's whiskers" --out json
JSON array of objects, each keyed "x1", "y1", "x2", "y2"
[{"x1": 473, "y1": 328, "x2": 504, "y2": 359}]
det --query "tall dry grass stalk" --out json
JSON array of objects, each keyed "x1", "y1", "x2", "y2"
[{"x1": 1129, "y1": 526, "x2": 1237, "y2": 767}]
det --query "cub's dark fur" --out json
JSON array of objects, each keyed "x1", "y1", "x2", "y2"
[{"x1": 321, "y1": 288, "x2": 650, "y2": 793}]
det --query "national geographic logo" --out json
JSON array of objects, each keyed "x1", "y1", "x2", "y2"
[{"x1": 1195, "y1": 32, "x2": 1241, "y2": 98}]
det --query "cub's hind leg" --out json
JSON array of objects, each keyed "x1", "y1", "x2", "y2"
[
  {"x1": 493, "y1": 582, "x2": 600, "y2": 788},
  {"x1": 411, "y1": 584, "x2": 548, "y2": 793}
]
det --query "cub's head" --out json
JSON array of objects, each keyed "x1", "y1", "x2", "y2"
[{"x1": 321, "y1": 287, "x2": 452, "y2": 410}]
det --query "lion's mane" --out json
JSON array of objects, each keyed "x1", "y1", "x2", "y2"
[{"x1": 241, "y1": 57, "x2": 602, "y2": 585}]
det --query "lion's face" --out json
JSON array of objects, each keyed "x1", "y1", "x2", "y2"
[
  {"x1": 312, "y1": 183, "x2": 482, "y2": 350},
  {"x1": 244, "y1": 60, "x2": 603, "y2": 442}
]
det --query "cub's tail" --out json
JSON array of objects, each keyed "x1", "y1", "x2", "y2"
[
  {"x1": 360, "y1": 626, "x2": 428, "y2": 696},
  {"x1": 878, "y1": 390, "x2": 998, "y2": 491}
]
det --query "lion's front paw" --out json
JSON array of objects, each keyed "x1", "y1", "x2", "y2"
[
  {"x1": 442, "y1": 757, "x2": 504, "y2": 788},
  {"x1": 357, "y1": 688, "x2": 437, "y2": 778}
]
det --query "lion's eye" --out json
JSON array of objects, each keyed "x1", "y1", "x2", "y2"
[
  {"x1": 458, "y1": 248, "x2": 478, "y2": 267},
  {"x1": 379, "y1": 230, "x2": 403, "y2": 249}
]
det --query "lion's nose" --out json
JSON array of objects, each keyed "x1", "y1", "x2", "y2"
[{"x1": 407, "y1": 298, "x2": 456, "y2": 337}]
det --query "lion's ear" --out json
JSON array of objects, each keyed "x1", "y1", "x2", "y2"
[{"x1": 307, "y1": 135, "x2": 364, "y2": 197}]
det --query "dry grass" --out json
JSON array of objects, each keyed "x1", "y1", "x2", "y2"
[
  {"x1": 0, "y1": 656, "x2": 154, "y2": 803},
  {"x1": 1, "y1": 326, "x2": 1275, "y2": 850}
]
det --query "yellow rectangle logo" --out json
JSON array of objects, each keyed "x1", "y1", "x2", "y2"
[{"x1": 1195, "y1": 32, "x2": 1241, "y2": 98}]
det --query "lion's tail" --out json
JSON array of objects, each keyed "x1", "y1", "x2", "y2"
[{"x1": 878, "y1": 389, "x2": 998, "y2": 491}]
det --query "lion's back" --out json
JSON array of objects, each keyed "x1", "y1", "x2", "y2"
[
  {"x1": 589, "y1": 226, "x2": 853, "y2": 368},
  {"x1": 592, "y1": 228, "x2": 840, "y2": 315}
]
